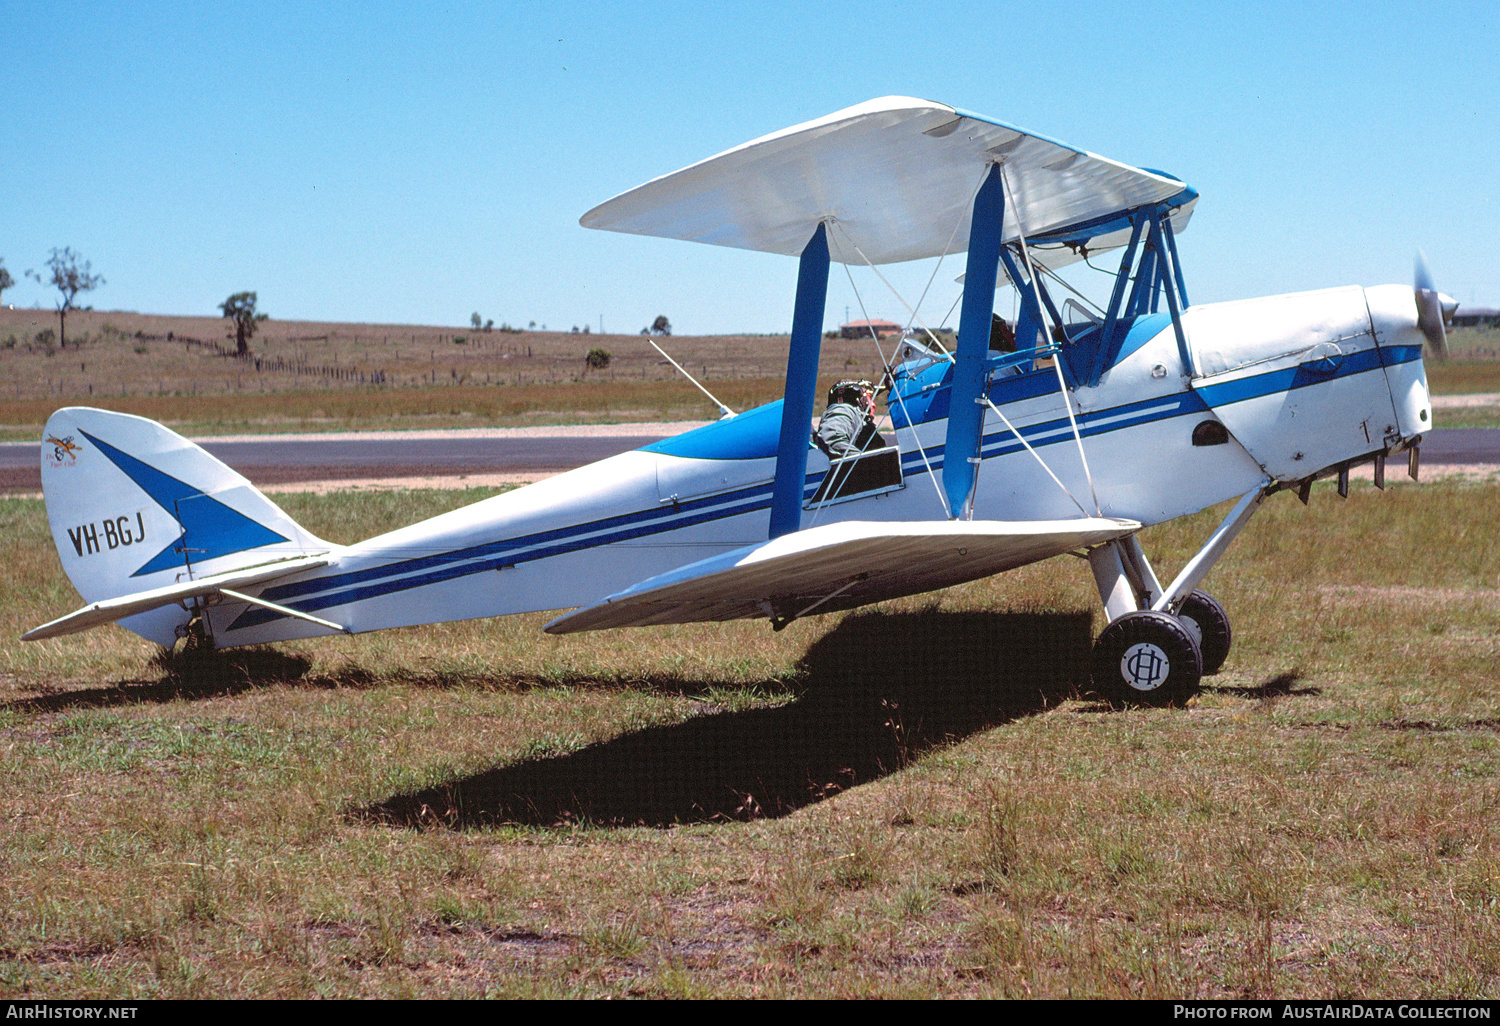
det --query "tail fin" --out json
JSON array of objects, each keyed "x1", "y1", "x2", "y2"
[{"x1": 39, "y1": 407, "x2": 331, "y2": 646}]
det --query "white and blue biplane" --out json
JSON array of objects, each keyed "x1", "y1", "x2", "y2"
[{"x1": 26, "y1": 97, "x2": 1448, "y2": 706}]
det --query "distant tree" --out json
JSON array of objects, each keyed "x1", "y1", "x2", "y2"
[
  {"x1": 585, "y1": 347, "x2": 611, "y2": 370},
  {"x1": 0, "y1": 260, "x2": 13, "y2": 306},
  {"x1": 471, "y1": 312, "x2": 482, "y2": 330},
  {"x1": 218, "y1": 291, "x2": 268, "y2": 355},
  {"x1": 26, "y1": 248, "x2": 103, "y2": 348},
  {"x1": 484, "y1": 319, "x2": 494, "y2": 331},
  {"x1": 651, "y1": 315, "x2": 672, "y2": 336}
]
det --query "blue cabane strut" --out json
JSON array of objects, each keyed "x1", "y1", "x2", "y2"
[{"x1": 1088, "y1": 203, "x2": 1194, "y2": 386}]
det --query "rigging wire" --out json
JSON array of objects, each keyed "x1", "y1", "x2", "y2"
[
  {"x1": 1033, "y1": 261, "x2": 1106, "y2": 318},
  {"x1": 841, "y1": 239, "x2": 953, "y2": 359},
  {"x1": 832, "y1": 165, "x2": 982, "y2": 362},
  {"x1": 816, "y1": 165, "x2": 994, "y2": 522},
  {"x1": 832, "y1": 241, "x2": 950, "y2": 520},
  {"x1": 1000, "y1": 163, "x2": 1103, "y2": 517},
  {"x1": 980, "y1": 397, "x2": 1091, "y2": 518}
]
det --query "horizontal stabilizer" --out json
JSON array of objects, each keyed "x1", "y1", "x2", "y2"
[
  {"x1": 23, "y1": 555, "x2": 331, "y2": 641},
  {"x1": 544, "y1": 518, "x2": 1139, "y2": 634}
]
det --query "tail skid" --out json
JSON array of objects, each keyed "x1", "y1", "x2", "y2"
[{"x1": 34, "y1": 408, "x2": 335, "y2": 647}]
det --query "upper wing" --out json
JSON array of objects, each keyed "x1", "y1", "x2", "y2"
[
  {"x1": 580, "y1": 96, "x2": 1194, "y2": 267},
  {"x1": 544, "y1": 517, "x2": 1139, "y2": 634}
]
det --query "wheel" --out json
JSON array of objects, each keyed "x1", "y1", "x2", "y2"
[
  {"x1": 1091, "y1": 610, "x2": 1202, "y2": 708},
  {"x1": 1175, "y1": 590, "x2": 1232, "y2": 676}
]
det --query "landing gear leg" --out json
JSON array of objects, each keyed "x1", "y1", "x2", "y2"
[{"x1": 1086, "y1": 485, "x2": 1267, "y2": 702}]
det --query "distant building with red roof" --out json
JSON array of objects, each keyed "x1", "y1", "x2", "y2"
[{"x1": 840, "y1": 319, "x2": 902, "y2": 339}]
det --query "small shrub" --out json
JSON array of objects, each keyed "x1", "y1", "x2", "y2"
[{"x1": 585, "y1": 347, "x2": 611, "y2": 370}]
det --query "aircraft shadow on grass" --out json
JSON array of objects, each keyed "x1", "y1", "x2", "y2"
[
  {"x1": 5, "y1": 647, "x2": 321, "y2": 713},
  {"x1": 363, "y1": 609, "x2": 1096, "y2": 829}
]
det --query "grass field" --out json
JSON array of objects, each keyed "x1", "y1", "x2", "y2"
[
  {"x1": 1, "y1": 309, "x2": 1495, "y2": 439},
  {"x1": 2, "y1": 479, "x2": 1497, "y2": 998}
]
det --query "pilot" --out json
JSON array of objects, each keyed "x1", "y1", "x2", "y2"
[{"x1": 815, "y1": 379, "x2": 885, "y2": 458}]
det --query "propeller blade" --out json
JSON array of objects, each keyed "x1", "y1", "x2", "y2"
[{"x1": 1414, "y1": 251, "x2": 1449, "y2": 359}]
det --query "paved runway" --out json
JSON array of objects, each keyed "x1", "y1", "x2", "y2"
[
  {"x1": 1, "y1": 423, "x2": 704, "y2": 491},
  {"x1": 3, "y1": 425, "x2": 1497, "y2": 493}
]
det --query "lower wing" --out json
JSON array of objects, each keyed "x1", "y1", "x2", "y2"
[{"x1": 545, "y1": 518, "x2": 1139, "y2": 634}]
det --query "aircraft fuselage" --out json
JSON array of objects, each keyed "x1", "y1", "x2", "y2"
[{"x1": 205, "y1": 284, "x2": 1431, "y2": 647}]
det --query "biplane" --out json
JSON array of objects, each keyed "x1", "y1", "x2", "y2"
[{"x1": 26, "y1": 97, "x2": 1448, "y2": 706}]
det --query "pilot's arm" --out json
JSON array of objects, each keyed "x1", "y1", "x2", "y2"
[{"x1": 815, "y1": 403, "x2": 863, "y2": 458}]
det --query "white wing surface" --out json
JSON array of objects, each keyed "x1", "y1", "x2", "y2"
[
  {"x1": 580, "y1": 96, "x2": 1193, "y2": 266},
  {"x1": 544, "y1": 518, "x2": 1139, "y2": 634}
]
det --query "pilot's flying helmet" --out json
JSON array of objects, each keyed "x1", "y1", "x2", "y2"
[{"x1": 827, "y1": 379, "x2": 875, "y2": 409}]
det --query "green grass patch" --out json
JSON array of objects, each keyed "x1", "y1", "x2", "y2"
[{"x1": 1433, "y1": 406, "x2": 1500, "y2": 430}]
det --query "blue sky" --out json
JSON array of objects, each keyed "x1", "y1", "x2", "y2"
[{"x1": 3, "y1": 1, "x2": 1495, "y2": 335}]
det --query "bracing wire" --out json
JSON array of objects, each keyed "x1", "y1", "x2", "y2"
[
  {"x1": 833, "y1": 167, "x2": 982, "y2": 361},
  {"x1": 817, "y1": 166, "x2": 992, "y2": 521},
  {"x1": 842, "y1": 241, "x2": 952, "y2": 358},
  {"x1": 1034, "y1": 261, "x2": 1106, "y2": 318},
  {"x1": 835, "y1": 246, "x2": 950, "y2": 519},
  {"x1": 980, "y1": 397, "x2": 1091, "y2": 518},
  {"x1": 938, "y1": 292, "x2": 963, "y2": 336},
  {"x1": 1000, "y1": 163, "x2": 1103, "y2": 517}
]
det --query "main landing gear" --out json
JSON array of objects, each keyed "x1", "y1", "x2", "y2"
[{"x1": 1086, "y1": 487, "x2": 1265, "y2": 707}]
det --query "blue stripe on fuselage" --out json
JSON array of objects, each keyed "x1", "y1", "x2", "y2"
[{"x1": 1194, "y1": 346, "x2": 1399, "y2": 408}]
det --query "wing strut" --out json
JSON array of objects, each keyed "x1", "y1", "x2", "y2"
[
  {"x1": 943, "y1": 163, "x2": 1006, "y2": 520},
  {"x1": 768, "y1": 222, "x2": 831, "y2": 538}
]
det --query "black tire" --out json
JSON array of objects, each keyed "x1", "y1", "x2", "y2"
[
  {"x1": 1091, "y1": 610, "x2": 1202, "y2": 708},
  {"x1": 1176, "y1": 590, "x2": 1232, "y2": 676}
]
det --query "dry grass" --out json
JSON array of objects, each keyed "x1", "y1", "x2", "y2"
[
  {"x1": 0, "y1": 308, "x2": 888, "y2": 438},
  {"x1": 3, "y1": 310, "x2": 1492, "y2": 441},
  {"x1": 1, "y1": 480, "x2": 1498, "y2": 998}
]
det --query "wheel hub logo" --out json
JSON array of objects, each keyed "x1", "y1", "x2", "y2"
[{"x1": 1121, "y1": 643, "x2": 1169, "y2": 691}]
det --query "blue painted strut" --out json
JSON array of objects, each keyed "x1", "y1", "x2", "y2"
[
  {"x1": 768, "y1": 223, "x2": 830, "y2": 539},
  {"x1": 944, "y1": 163, "x2": 1006, "y2": 519}
]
